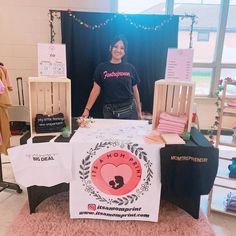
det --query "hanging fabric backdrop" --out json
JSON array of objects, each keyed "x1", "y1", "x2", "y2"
[{"x1": 61, "y1": 11, "x2": 179, "y2": 117}]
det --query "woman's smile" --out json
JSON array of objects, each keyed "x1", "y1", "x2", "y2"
[{"x1": 111, "y1": 40, "x2": 125, "y2": 63}]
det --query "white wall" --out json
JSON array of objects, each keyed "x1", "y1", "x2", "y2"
[{"x1": 0, "y1": 0, "x2": 113, "y2": 107}]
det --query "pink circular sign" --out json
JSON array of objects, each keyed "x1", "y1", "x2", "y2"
[{"x1": 91, "y1": 150, "x2": 142, "y2": 195}]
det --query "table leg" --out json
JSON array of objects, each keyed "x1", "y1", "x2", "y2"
[
  {"x1": 0, "y1": 154, "x2": 23, "y2": 193},
  {"x1": 27, "y1": 183, "x2": 69, "y2": 213}
]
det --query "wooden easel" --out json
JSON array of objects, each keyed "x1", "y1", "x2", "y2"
[{"x1": 0, "y1": 154, "x2": 22, "y2": 193}]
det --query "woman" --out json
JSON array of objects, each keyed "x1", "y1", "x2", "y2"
[
  {"x1": 0, "y1": 63, "x2": 12, "y2": 154},
  {"x1": 81, "y1": 35, "x2": 142, "y2": 120}
]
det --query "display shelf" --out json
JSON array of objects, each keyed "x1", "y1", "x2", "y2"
[
  {"x1": 220, "y1": 156, "x2": 234, "y2": 161},
  {"x1": 28, "y1": 77, "x2": 71, "y2": 137},
  {"x1": 222, "y1": 106, "x2": 236, "y2": 119},
  {"x1": 218, "y1": 128, "x2": 234, "y2": 132},
  {"x1": 215, "y1": 81, "x2": 236, "y2": 147},
  {"x1": 219, "y1": 135, "x2": 236, "y2": 147},
  {"x1": 217, "y1": 159, "x2": 233, "y2": 180},
  {"x1": 210, "y1": 186, "x2": 236, "y2": 217},
  {"x1": 220, "y1": 95, "x2": 236, "y2": 100},
  {"x1": 208, "y1": 80, "x2": 236, "y2": 217},
  {"x1": 219, "y1": 148, "x2": 236, "y2": 161},
  {"x1": 215, "y1": 175, "x2": 236, "y2": 189}
]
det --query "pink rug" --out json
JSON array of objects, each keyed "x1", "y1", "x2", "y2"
[{"x1": 6, "y1": 192, "x2": 215, "y2": 236}]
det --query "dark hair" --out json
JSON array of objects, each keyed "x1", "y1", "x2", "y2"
[
  {"x1": 110, "y1": 34, "x2": 128, "y2": 54},
  {"x1": 0, "y1": 62, "x2": 4, "y2": 66}
]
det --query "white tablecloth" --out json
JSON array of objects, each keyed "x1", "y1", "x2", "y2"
[
  {"x1": 9, "y1": 119, "x2": 163, "y2": 222},
  {"x1": 69, "y1": 119, "x2": 163, "y2": 222}
]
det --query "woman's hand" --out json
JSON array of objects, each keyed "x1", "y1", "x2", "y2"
[{"x1": 77, "y1": 116, "x2": 87, "y2": 127}]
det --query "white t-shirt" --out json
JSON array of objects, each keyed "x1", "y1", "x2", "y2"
[{"x1": 8, "y1": 142, "x2": 73, "y2": 187}]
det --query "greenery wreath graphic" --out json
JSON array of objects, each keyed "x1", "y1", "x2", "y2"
[{"x1": 79, "y1": 140, "x2": 153, "y2": 206}]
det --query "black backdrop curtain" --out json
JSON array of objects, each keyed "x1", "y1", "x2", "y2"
[{"x1": 61, "y1": 11, "x2": 179, "y2": 117}]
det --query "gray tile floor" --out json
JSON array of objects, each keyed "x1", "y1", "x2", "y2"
[{"x1": 1, "y1": 144, "x2": 236, "y2": 236}]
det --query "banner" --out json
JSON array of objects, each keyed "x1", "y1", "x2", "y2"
[{"x1": 70, "y1": 139, "x2": 162, "y2": 222}]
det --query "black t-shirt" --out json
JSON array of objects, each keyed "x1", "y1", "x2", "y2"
[{"x1": 93, "y1": 61, "x2": 140, "y2": 104}]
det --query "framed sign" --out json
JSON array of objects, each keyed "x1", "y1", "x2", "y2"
[
  {"x1": 165, "y1": 48, "x2": 194, "y2": 82},
  {"x1": 37, "y1": 43, "x2": 67, "y2": 77}
]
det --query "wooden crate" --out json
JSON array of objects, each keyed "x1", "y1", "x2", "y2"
[
  {"x1": 152, "y1": 79, "x2": 195, "y2": 132},
  {"x1": 28, "y1": 77, "x2": 71, "y2": 137}
]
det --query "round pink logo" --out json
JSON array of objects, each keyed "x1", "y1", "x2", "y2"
[
  {"x1": 79, "y1": 141, "x2": 153, "y2": 206},
  {"x1": 91, "y1": 150, "x2": 142, "y2": 195}
]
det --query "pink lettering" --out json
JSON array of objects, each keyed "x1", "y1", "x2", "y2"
[{"x1": 103, "y1": 71, "x2": 130, "y2": 79}]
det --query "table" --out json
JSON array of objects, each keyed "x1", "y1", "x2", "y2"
[{"x1": 17, "y1": 119, "x2": 218, "y2": 219}]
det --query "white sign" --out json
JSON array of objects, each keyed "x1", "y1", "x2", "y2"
[
  {"x1": 70, "y1": 141, "x2": 162, "y2": 222},
  {"x1": 37, "y1": 43, "x2": 67, "y2": 77},
  {"x1": 165, "y1": 48, "x2": 194, "y2": 82},
  {"x1": 69, "y1": 120, "x2": 163, "y2": 222}
]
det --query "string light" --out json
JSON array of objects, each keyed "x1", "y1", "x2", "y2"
[
  {"x1": 49, "y1": 10, "x2": 197, "y2": 47},
  {"x1": 48, "y1": 10, "x2": 61, "y2": 43},
  {"x1": 66, "y1": 10, "x2": 174, "y2": 31}
]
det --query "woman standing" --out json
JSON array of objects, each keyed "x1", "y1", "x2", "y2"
[{"x1": 81, "y1": 35, "x2": 142, "y2": 120}]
